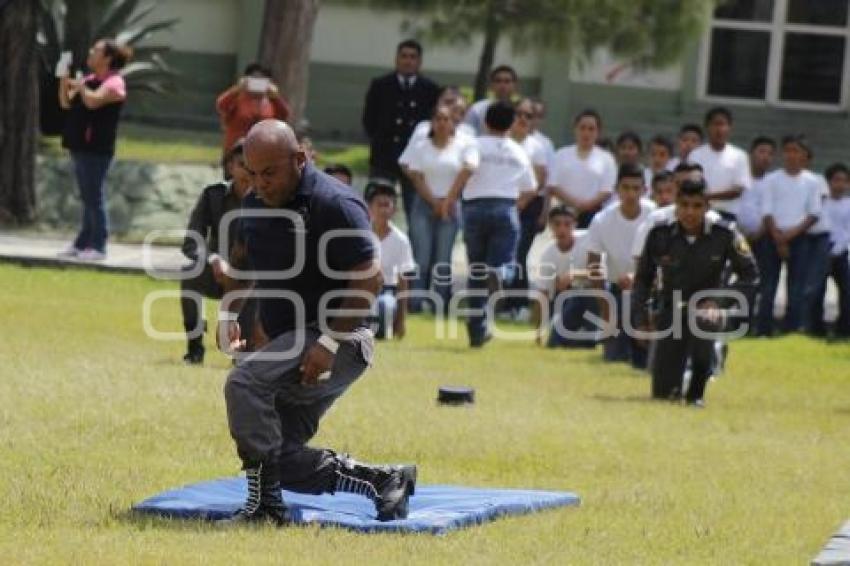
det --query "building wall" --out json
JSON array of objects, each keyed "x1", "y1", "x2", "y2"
[
  {"x1": 128, "y1": 1, "x2": 546, "y2": 134},
  {"x1": 127, "y1": 1, "x2": 850, "y2": 169},
  {"x1": 140, "y1": 0, "x2": 241, "y2": 54}
]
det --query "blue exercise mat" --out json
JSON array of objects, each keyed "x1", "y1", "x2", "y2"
[
  {"x1": 133, "y1": 477, "x2": 580, "y2": 534},
  {"x1": 813, "y1": 520, "x2": 850, "y2": 566}
]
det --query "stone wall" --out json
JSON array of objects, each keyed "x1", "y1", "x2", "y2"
[{"x1": 36, "y1": 155, "x2": 222, "y2": 238}]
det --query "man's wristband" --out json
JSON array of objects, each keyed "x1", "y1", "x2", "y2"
[
  {"x1": 317, "y1": 334, "x2": 339, "y2": 355},
  {"x1": 219, "y1": 311, "x2": 238, "y2": 323}
]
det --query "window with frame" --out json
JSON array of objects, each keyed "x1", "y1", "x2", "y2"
[{"x1": 703, "y1": 0, "x2": 849, "y2": 108}]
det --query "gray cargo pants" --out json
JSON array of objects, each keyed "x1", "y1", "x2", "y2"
[{"x1": 224, "y1": 326, "x2": 374, "y2": 494}]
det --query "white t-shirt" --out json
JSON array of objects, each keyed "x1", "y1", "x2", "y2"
[
  {"x1": 463, "y1": 99, "x2": 492, "y2": 135},
  {"x1": 408, "y1": 120, "x2": 476, "y2": 146},
  {"x1": 378, "y1": 222, "x2": 416, "y2": 286},
  {"x1": 516, "y1": 134, "x2": 549, "y2": 188},
  {"x1": 631, "y1": 205, "x2": 723, "y2": 259},
  {"x1": 532, "y1": 130, "x2": 556, "y2": 162},
  {"x1": 518, "y1": 135, "x2": 549, "y2": 167},
  {"x1": 549, "y1": 145, "x2": 618, "y2": 203},
  {"x1": 530, "y1": 232, "x2": 589, "y2": 297},
  {"x1": 824, "y1": 196, "x2": 850, "y2": 255},
  {"x1": 688, "y1": 143, "x2": 752, "y2": 216},
  {"x1": 736, "y1": 173, "x2": 770, "y2": 236},
  {"x1": 585, "y1": 199, "x2": 657, "y2": 282},
  {"x1": 761, "y1": 169, "x2": 823, "y2": 232},
  {"x1": 808, "y1": 172, "x2": 831, "y2": 235},
  {"x1": 398, "y1": 136, "x2": 477, "y2": 199},
  {"x1": 462, "y1": 135, "x2": 537, "y2": 201}
]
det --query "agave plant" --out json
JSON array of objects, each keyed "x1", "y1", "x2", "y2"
[
  {"x1": 38, "y1": 0, "x2": 180, "y2": 94},
  {"x1": 36, "y1": 0, "x2": 180, "y2": 135}
]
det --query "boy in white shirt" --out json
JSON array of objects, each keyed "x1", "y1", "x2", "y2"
[
  {"x1": 737, "y1": 137, "x2": 776, "y2": 242},
  {"x1": 756, "y1": 135, "x2": 822, "y2": 336},
  {"x1": 645, "y1": 135, "x2": 675, "y2": 189},
  {"x1": 800, "y1": 148, "x2": 834, "y2": 334},
  {"x1": 531, "y1": 206, "x2": 597, "y2": 348},
  {"x1": 586, "y1": 163, "x2": 657, "y2": 366},
  {"x1": 463, "y1": 65, "x2": 518, "y2": 135},
  {"x1": 366, "y1": 182, "x2": 416, "y2": 340},
  {"x1": 443, "y1": 101, "x2": 537, "y2": 347},
  {"x1": 688, "y1": 107, "x2": 752, "y2": 221},
  {"x1": 667, "y1": 123, "x2": 703, "y2": 170},
  {"x1": 810, "y1": 163, "x2": 850, "y2": 337},
  {"x1": 650, "y1": 171, "x2": 677, "y2": 207}
]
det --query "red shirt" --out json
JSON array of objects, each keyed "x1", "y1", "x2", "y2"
[{"x1": 216, "y1": 89, "x2": 291, "y2": 151}]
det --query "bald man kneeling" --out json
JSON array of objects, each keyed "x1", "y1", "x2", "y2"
[{"x1": 214, "y1": 120, "x2": 416, "y2": 526}]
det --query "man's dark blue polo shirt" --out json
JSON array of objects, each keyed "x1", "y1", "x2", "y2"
[{"x1": 236, "y1": 164, "x2": 376, "y2": 338}]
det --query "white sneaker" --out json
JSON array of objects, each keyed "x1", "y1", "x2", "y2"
[
  {"x1": 57, "y1": 245, "x2": 81, "y2": 258},
  {"x1": 77, "y1": 249, "x2": 106, "y2": 261}
]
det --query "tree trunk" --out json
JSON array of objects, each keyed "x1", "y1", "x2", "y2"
[
  {"x1": 473, "y1": 0, "x2": 502, "y2": 101},
  {"x1": 65, "y1": 0, "x2": 95, "y2": 74},
  {"x1": 0, "y1": 0, "x2": 39, "y2": 225},
  {"x1": 257, "y1": 0, "x2": 321, "y2": 129}
]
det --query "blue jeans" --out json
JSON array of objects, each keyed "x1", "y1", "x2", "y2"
[
  {"x1": 409, "y1": 195, "x2": 459, "y2": 312},
  {"x1": 547, "y1": 294, "x2": 598, "y2": 348},
  {"x1": 801, "y1": 233, "x2": 831, "y2": 332},
  {"x1": 756, "y1": 236, "x2": 807, "y2": 335},
  {"x1": 811, "y1": 251, "x2": 850, "y2": 337},
  {"x1": 71, "y1": 151, "x2": 112, "y2": 252},
  {"x1": 602, "y1": 284, "x2": 647, "y2": 369},
  {"x1": 507, "y1": 196, "x2": 545, "y2": 311},
  {"x1": 462, "y1": 198, "x2": 520, "y2": 343},
  {"x1": 371, "y1": 286, "x2": 398, "y2": 340}
]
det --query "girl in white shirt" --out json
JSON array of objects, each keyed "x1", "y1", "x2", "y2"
[
  {"x1": 548, "y1": 109, "x2": 617, "y2": 228},
  {"x1": 400, "y1": 104, "x2": 476, "y2": 312},
  {"x1": 507, "y1": 97, "x2": 550, "y2": 317}
]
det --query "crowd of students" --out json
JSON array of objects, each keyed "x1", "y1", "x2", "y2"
[
  {"x1": 178, "y1": 40, "x2": 849, "y2": 371},
  {"x1": 358, "y1": 41, "x2": 850, "y2": 355}
]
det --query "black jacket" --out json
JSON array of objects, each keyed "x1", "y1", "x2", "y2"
[
  {"x1": 362, "y1": 72, "x2": 439, "y2": 173},
  {"x1": 632, "y1": 217, "x2": 760, "y2": 328},
  {"x1": 62, "y1": 75, "x2": 124, "y2": 155},
  {"x1": 181, "y1": 182, "x2": 243, "y2": 263}
]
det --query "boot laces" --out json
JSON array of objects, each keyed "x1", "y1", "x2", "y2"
[
  {"x1": 334, "y1": 468, "x2": 380, "y2": 501},
  {"x1": 244, "y1": 464, "x2": 262, "y2": 514}
]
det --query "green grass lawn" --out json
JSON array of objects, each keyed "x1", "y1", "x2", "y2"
[
  {"x1": 39, "y1": 123, "x2": 369, "y2": 174},
  {"x1": 1, "y1": 264, "x2": 849, "y2": 564}
]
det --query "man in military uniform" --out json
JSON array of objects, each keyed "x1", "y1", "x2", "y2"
[
  {"x1": 362, "y1": 39, "x2": 439, "y2": 228},
  {"x1": 632, "y1": 179, "x2": 759, "y2": 407}
]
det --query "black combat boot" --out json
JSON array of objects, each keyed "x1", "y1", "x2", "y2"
[
  {"x1": 183, "y1": 337, "x2": 204, "y2": 365},
  {"x1": 333, "y1": 455, "x2": 417, "y2": 521},
  {"x1": 217, "y1": 461, "x2": 290, "y2": 526}
]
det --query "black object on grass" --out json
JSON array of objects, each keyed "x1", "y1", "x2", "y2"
[{"x1": 438, "y1": 386, "x2": 475, "y2": 405}]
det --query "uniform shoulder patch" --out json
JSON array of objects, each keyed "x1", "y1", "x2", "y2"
[{"x1": 734, "y1": 234, "x2": 752, "y2": 255}]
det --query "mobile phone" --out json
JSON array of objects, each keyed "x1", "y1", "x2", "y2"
[
  {"x1": 245, "y1": 77, "x2": 270, "y2": 94},
  {"x1": 55, "y1": 51, "x2": 72, "y2": 78}
]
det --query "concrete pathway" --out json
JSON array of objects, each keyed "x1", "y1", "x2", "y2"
[{"x1": 0, "y1": 233, "x2": 187, "y2": 275}]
